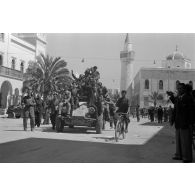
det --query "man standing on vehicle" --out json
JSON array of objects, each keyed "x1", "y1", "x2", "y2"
[
  {"x1": 58, "y1": 87, "x2": 71, "y2": 117},
  {"x1": 115, "y1": 90, "x2": 130, "y2": 132}
]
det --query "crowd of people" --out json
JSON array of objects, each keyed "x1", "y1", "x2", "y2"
[{"x1": 147, "y1": 105, "x2": 173, "y2": 124}]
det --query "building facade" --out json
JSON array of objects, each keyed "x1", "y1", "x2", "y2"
[
  {"x1": 0, "y1": 33, "x2": 47, "y2": 114},
  {"x1": 128, "y1": 50, "x2": 195, "y2": 108}
]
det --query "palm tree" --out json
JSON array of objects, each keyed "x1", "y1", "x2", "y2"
[
  {"x1": 23, "y1": 54, "x2": 72, "y2": 100},
  {"x1": 149, "y1": 91, "x2": 163, "y2": 107}
]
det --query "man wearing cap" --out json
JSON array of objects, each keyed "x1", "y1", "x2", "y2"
[{"x1": 21, "y1": 88, "x2": 36, "y2": 131}]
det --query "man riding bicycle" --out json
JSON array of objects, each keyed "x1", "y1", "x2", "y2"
[{"x1": 115, "y1": 90, "x2": 130, "y2": 132}]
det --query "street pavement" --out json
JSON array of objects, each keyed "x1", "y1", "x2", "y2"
[{"x1": 0, "y1": 117, "x2": 194, "y2": 162}]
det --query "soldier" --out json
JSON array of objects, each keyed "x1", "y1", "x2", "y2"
[
  {"x1": 21, "y1": 88, "x2": 36, "y2": 131},
  {"x1": 136, "y1": 104, "x2": 140, "y2": 122},
  {"x1": 163, "y1": 107, "x2": 168, "y2": 122},
  {"x1": 58, "y1": 88, "x2": 71, "y2": 117},
  {"x1": 157, "y1": 105, "x2": 163, "y2": 123},
  {"x1": 70, "y1": 82, "x2": 79, "y2": 112},
  {"x1": 50, "y1": 93, "x2": 60, "y2": 130},
  {"x1": 35, "y1": 93, "x2": 43, "y2": 127},
  {"x1": 168, "y1": 105, "x2": 173, "y2": 124}
]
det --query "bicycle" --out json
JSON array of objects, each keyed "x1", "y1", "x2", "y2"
[{"x1": 115, "y1": 112, "x2": 129, "y2": 142}]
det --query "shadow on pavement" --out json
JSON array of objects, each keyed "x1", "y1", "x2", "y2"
[
  {"x1": 42, "y1": 126, "x2": 97, "y2": 134},
  {"x1": 0, "y1": 121, "x2": 187, "y2": 163},
  {"x1": 140, "y1": 121, "x2": 166, "y2": 126},
  {"x1": 93, "y1": 136, "x2": 116, "y2": 142}
]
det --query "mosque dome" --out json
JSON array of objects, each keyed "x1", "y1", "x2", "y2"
[{"x1": 166, "y1": 51, "x2": 185, "y2": 60}]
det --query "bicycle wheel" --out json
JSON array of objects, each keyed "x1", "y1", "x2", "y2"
[{"x1": 115, "y1": 121, "x2": 121, "y2": 142}]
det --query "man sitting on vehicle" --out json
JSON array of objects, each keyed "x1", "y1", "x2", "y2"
[{"x1": 115, "y1": 90, "x2": 130, "y2": 132}]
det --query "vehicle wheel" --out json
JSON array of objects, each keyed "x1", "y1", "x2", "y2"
[
  {"x1": 115, "y1": 121, "x2": 121, "y2": 142},
  {"x1": 96, "y1": 114, "x2": 103, "y2": 134},
  {"x1": 56, "y1": 116, "x2": 64, "y2": 132},
  {"x1": 15, "y1": 114, "x2": 21, "y2": 119}
]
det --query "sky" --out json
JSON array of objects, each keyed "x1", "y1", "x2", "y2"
[{"x1": 46, "y1": 33, "x2": 195, "y2": 89}]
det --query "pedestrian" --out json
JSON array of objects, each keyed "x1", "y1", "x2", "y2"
[
  {"x1": 169, "y1": 83, "x2": 194, "y2": 163},
  {"x1": 163, "y1": 107, "x2": 168, "y2": 122},
  {"x1": 21, "y1": 88, "x2": 36, "y2": 131},
  {"x1": 50, "y1": 93, "x2": 60, "y2": 130},
  {"x1": 148, "y1": 106, "x2": 154, "y2": 122},
  {"x1": 168, "y1": 105, "x2": 173, "y2": 125},
  {"x1": 94, "y1": 95, "x2": 104, "y2": 133},
  {"x1": 140, "y1": 108, "x2": 144, "y2": 118},
  {"x1": 43, "y1": 96, "x2": 51, "y2": 125},
  {"x1": 157, "y1": 105, "x2": 163, "y2": 123},
  {"x1": 102, "y1": 99, "x2": 110, "y2": 130},
  {"x1": 35, "y1": 93, "x2": 43, "y2": 127},
  {"x1": 154, "y1": 107, "x2": 158, "y2": 122},
  {"x1": 136, "y1": 104, "x2": 140, "y2": 122},
  {"x1": 109, "y1": 100, "x2": 116, "y2": 129}
]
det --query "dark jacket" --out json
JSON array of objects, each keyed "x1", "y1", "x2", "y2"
[{"x1": 170, "y1": 93, "x2": 194, "y2": 129}]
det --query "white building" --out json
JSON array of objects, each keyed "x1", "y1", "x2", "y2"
[
  {"x1": 0, "y1": 33, "x2": 47, "y2": 114},
  {"x1": 127, "y1": 49, "x2": 195, "y2": 108}
]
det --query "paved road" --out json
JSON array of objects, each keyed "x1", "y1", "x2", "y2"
[{"x1": 0, "y1": 117, "x2": 193, "y2": 162}]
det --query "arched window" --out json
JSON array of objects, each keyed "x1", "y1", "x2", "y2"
[
  {"x1": 159, "y1": 80, "x2": 163, "y2": 90},
  {"x1": 189, "y1": 81, "x2": 193, "y2": 89},
  {"x1": 176, "y1": 80, "x2": 180, "y2": 90},
  {"x1": 145, "y1": 79, "x2": 149, "y2": 89}
]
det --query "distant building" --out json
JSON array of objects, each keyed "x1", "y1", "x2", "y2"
[
  {"x1": 119, "y1": 34, "x2": 195, "y2": 108},
  {"x1": 127, "y1": 49, "x2": 195, "y2": 108},
  {"x1": 0, "y1": 33, "x2": 47, "y2": 114}
]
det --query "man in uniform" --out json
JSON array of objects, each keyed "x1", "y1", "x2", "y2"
[
  {"x1": 58, "y1": 87, "x2": 71, "y2": 117},
  {"x1": 157, "y1": 105, "x2": 163, "y2": 123},
  {"x1": 136, "y1": 104, "x2": 140, "y2": 122},
  {"x1": 21, "y1": 88, "x2": 36, "y2": 131},
  {"x1": 35, "y1": 93, "x2": 43, "y2": 127},
  {"x1": 50, "y1": 93, "x2": 60, "y2": 130}
]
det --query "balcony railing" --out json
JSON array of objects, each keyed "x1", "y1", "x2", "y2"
[{"x1": 0, "y1": 66, "x2": 23, "y2": 80}]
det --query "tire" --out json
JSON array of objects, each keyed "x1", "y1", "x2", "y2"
[
  {"x1": 56, "y1": 116, "x2": 64, "y2": 132},
  {"x1": 115, "y1": 121, "x2": 121, "y2": 142},
  {"x1": 15, "y1": 114, "x2": 21, "y2": 119},
  {"x1": 96, "y1": 114, "x2": 103, "y2": 134}
]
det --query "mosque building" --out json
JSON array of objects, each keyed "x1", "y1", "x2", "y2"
[{"x1": 120, "y1": 34, "x2": 195, "y2": 108}]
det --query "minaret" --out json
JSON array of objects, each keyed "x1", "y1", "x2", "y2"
[{"x1": 120, "y1": 33, "x2": 135, "y2": 91}]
